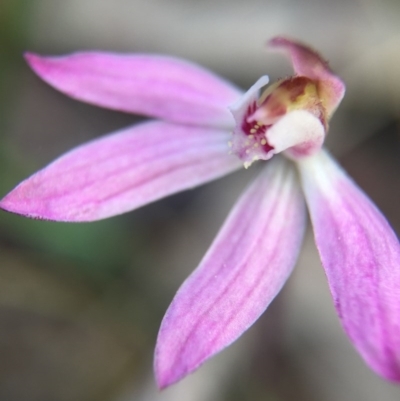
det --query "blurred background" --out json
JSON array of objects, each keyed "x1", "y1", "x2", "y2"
[{"x1": 1, "y1": 0, "x2": 400, "y2": 400}]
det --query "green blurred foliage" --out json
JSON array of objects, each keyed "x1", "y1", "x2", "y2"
[
  {"x1": 0, "y1": 0, "x2": 33, "y2": 120},
  {"x1": 0, "y1": 0, "x2": 140, "y2": 284}
]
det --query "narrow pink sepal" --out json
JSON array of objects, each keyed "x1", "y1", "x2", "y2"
[
  {"x1": 269, "y1": 37, "x2": 345, "y2": 117},
  {"x1": 155, "y1": 158, "x2": 306, "y2": 388},
  {"x1": 298, "y1": 150, "x2": 400, "y2": 381},
  {"x1": 25, "y1": 52, "x2": 241, "y2": 127},
  {"x1": 0, "y1": 121, "x2": 241, "y2": 221}
]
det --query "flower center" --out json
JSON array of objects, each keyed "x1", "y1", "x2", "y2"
[{"x1": 229, "y1": 75, "x2": 327, "y2": 168}]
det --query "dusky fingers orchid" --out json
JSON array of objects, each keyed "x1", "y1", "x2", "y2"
[{"x1": 1, "y1": 37, "x2": 399, "y2": 388}]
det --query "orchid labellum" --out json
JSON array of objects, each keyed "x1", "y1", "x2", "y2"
[{"x1": 1, "y1": 37, "x2": 400, "y2": 388}]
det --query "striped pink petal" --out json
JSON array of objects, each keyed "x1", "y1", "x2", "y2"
[
  {"x1": 25, "y1": 52, "x2": 241, "y2": 127},
  {"x1": 0, "y1": 121, "x2": 241, "y2": 221},
  {"x1": 298, "y1": 150, "x2": 400, "y2": 381},
  {"x1": 269, "y1": 37, "x2": 345, "y2": 117},
  {"x1": 155, "y1": 157, "x2": 306, "y2": 388}
]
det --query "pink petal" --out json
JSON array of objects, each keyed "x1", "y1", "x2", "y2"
[
  {"x1": 25, "y1": 52, "x2": 241, "y2": 127},
  {"x1": 0, "y1": 121, "x2": 241, "y2": 221},
  {"x1": 269, "y1": 37, "x2": 345, "y2": 117},
  {"x1": 298, "y1": 150, "x2": 400, "y2": 381},
  {"x1": 155, "y1": 157, "x2": 306, "y2": 388}
]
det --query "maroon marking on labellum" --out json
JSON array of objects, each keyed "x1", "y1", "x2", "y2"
[
  {"x1": 279, "y1": 76, "x2": 310, "y2": 101},
  {"x1": 241, "y1": 101, "x2": 274, "y2": 153}
]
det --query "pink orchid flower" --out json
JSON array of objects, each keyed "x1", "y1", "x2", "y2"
[{"x1": 1, "y1": 37, "x2": 400, "y2": 389}]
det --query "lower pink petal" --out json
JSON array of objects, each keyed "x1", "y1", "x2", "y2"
[
  {"x1": 155, "y1": 157, "x2": 306, "y2": 388},
  {"x1": 298, "y1": 150, "x2": 400, "y2": 381},
  {"x1": 0, "y1": 121, "x2": 241, "y2": 221}
]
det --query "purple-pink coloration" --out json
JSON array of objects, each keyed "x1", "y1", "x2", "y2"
[
  {"x1": 1, "y1": 36, "x2": 399, "y2": 388},
  {"x1": 155, "y1": 158, "x2": 306, "y2": 386},
  {"x1": 25, "y1": 52, "x2": 240, "y2": 127},
  {"x1": 299, "y1": 151, "x2": 400, "y2": 381},
  {"x1": 0, "y1": 121, "x2": 241, "y2": 221}
]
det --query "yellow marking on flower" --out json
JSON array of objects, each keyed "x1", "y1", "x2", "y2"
[{"x1": 257, "y1": 76, "x2": 327, "y2": 129}]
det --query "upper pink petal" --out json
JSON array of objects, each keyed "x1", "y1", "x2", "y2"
[
  {"x1": 298, "y1": 150, "x2": 400, "y2": 381},
  {"x1": 269, "y1": 36, "x2": 345, "y2": 117},
  {"x1": 0, "y1": 121, "x2": 241, "y2": 221},
  {"x1": 154, "y1": 157, "x2": 306, "y2": 388},
  {"x1": 25, "y1": 52, "x2": 242, "y2": 127}
]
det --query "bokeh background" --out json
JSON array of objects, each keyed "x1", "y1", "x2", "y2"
[{"x1": 1, "y1": 0, "x2": 400, "y2": 400}]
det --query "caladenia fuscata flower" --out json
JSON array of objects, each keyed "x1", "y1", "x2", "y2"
[{"x1": 1, "y1": 36, "x2": 400, "y2": 389}]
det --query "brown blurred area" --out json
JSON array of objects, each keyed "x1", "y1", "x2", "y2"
[{"x1": 0, "y1": 0, "x2": 400, "y2": 400}]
